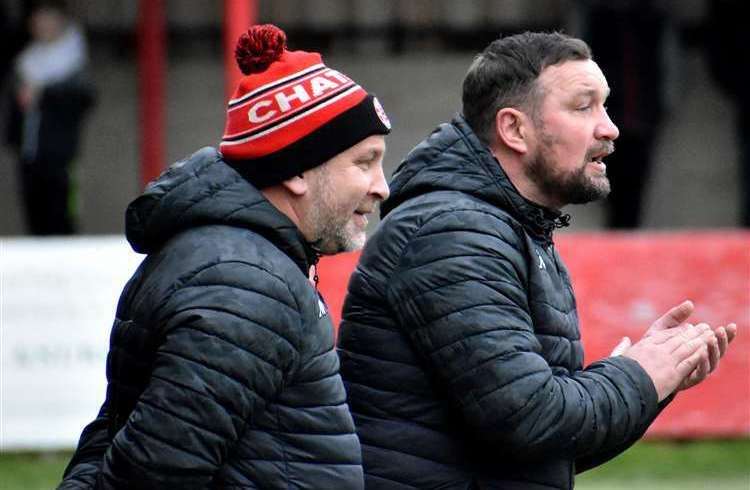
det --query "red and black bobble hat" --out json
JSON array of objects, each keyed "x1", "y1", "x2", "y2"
[{"x1": 220, "y1": 24, "x2": 391, "y2": 188}]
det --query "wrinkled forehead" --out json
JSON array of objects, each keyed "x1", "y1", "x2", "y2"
[{"x1": 536, "y1": 59, "x2": 610, "y2": 100}]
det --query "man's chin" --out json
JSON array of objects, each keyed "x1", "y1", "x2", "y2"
[
  {"x1": 585, "y1": 175, "x2": 611, "y2": 199},
  {"x1": 345, "y1": 231, "x2": 367, "y2": 252},
  {"x1": 564, "y1": 180, "x2": 610, "y2": 205},
  {"x1": 316, "y1": 231, "x2": 366, "y2": 256},
  {"x1": 594, "y1": 177, "x2": 611, "y2": 197}
]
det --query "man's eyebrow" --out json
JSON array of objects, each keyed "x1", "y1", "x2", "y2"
[{"x1": 573, "y1": 87, "x2": 611, "y2": 99}]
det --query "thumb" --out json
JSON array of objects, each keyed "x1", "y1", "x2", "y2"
[
  {"x1": 650, "y1": 300, "x2": 695, "y2": 332},
  {"x1": 676, "y1": 345, "x2": 707, "y2": 379},
  {"x1": 611, "y1": 337, "x2": 632, "y2": 356}
]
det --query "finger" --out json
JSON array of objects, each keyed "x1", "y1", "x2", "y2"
[
  {"x1": 668, "y1": 328, "x2": 714, "y2": 357},
  {"x1": 699, "y1": 349, "x2": 711, "y2": 378},
  {"x1": 715, "y1": 326, "x2": 728, "y2": 359},
  {"x1": 726, "y1": 323, "x2": 738, "y2": 343},
  {"x1": 650, "y1": 300, "x2": 695, "y2": 331},
  {"x1": 611, "y1": 337, "x2": 631, "y2": 356},
  {"x1": 695, "y1": 323, "x2": 721, "y2": 371},
  {"x1": 681, "y1": 360, "x2": 708, "y2": 391},
  {"x1": 707, "y1": 332, "x2": 720, "y2": 372},
  {"x1": 676, "y1": 345, "x2": 708, "y2": 379},
  {"x1": 680, "y1": 374, "x2": 697, "y2": 391},
  {"x1": 650, "y1": 323, "x2": 695, "y2": 344},
  {"x1": 659, "y1": 323, "x2": 708, "y2": 349}
]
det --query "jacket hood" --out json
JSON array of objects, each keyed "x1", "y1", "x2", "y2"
[
  {"x1": 125, "y1": 147, "x2": 317, "y2": 271},
  {"x1": 383, "y1": 116, "x2": 569, "y2": 242}
]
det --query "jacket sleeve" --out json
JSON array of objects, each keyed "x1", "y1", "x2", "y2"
[
  {"x1": 574, "y1": 394, "x2": 674, "y2": 473},
  {"x1": 57, "y1": 402, "x2": 112, "y2": 489},
  {"x1": 386, "y1": 210, "x2": 660, "y2": 462},
  {"x1": 95, "y1": 261, "x2": 300, "y2": 489}
]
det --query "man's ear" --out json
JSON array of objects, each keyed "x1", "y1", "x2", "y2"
[
  {"x1": 496, "y1": 107, "x2": 530, "y2": 154},
  {"x1": 281, "y1": 174, "x2": 308, "y2": 196}
]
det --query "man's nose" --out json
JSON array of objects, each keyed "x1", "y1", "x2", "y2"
[
  {"x1": 596, "y1": 110, "x2": 620, "y2": 141},
  {"x1": 371, "y1": 164, "x2": 390, "y2": 202}
]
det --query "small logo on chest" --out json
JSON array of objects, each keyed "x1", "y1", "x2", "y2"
[
  {"x1": 318, "y1": 297, "x2": 328, "y2": 318},
  {"x1": 536, "y1": 250, "x2": 547, "y2": 270}
]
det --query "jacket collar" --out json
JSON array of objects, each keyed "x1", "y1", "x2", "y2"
[
  {"x1": 125, "y1": 147, "x2": 318, "y2": 274},
  {"x1": 384, "y1": 116, "x2": 570, "y2": 244}
]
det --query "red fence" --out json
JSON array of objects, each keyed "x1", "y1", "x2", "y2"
[{"x1": 318, "y1": 231, "x2": 750, "y2": 438}]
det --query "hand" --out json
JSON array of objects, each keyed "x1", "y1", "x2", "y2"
[
  {"x1": 644, "y1": 300, "x2": 694, "y2": 335},
  {"x1": 610, "y1": 301, "x2": 696, "y2": 357},
  {"x1": 610, "y1": 336, "x2": 631, "y2": 356},
  {"x1": 641, "y1": 300, "x2": 737, "y2": 391},
  {"x1": 620, "y1": 323, "x2": 715, "y2": 401},
  {"x1": 16, "y1": 84, "x2": 38, "y2": 110},
  {"x1": 677, "y1": 322, "x2": 737, "y2": 390}
]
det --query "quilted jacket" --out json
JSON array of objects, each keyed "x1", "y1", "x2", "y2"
[
  {"x1": 59, "y1": 147, "x2": 363, "y2": 489},
  {"x1": 338, "y1": 117, "x2": 663, "y2": 489}
]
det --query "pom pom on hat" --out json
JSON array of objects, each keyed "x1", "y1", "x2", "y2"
[
  {"x1": 235, "y1": 24, "x2": 286, "y2": 75},
  {"x1": 221, "y1": 24, "x2": 392, "y2": 188}
]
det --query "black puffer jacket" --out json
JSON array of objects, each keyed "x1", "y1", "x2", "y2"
[
  {"x1": 60, "y1": 148, "x2": 363, "y2": 489},
  {"x1": 338, "y1": 117, "x2": 662, "y2": 489}
]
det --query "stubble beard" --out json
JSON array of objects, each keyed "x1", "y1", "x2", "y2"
[{"x1": 307, "y1": 172, "x2": 365, "y2": 255}]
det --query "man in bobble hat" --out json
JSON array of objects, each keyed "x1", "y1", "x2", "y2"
[{"x1": 58, "y1": 24, "x2": 390, "y2": 489}]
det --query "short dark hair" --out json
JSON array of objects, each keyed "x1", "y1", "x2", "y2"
[{"x1": 462, "y1": 31, "x2": 591, "y2": 145}]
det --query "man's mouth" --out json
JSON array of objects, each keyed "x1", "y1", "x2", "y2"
[
  {"x1": 587, "y1": 143, "x2": 614, "y2": 171},
  {"x1": 588, "y1": 156, "x2": 606, "y2": 171},
  {"x1": 588, "y1": 143, "x2": 615, "y2": 163},
  {"x1": 353, "y1": 209, "x2": 372, "y2": 227}
]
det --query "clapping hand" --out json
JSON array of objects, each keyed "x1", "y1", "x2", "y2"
[{"x1": 610, "y1": 301, "x2": 737, "y2": 400}]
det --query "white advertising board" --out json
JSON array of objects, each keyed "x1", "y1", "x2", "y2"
[{"x1": 1, "y1": 236, "x2": 143, "y2": 450}]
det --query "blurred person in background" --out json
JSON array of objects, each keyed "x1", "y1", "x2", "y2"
[
  {"x1": 4, "y1": 0, "x2": 94, "y2": 235},
  {"x1": 338, "y1": 31, "x2": 736, "y2": 489},
  {"x1": 58, "y1": 24, "x2": 390, "y2": 489},
  {"x1": 0, "y1": 2, "x2": 28, "y2": 93},
  {"x1": 704, "y1": 0, "x2": 749, "y2": 227},
  {"x1": 579, "y1": 0, "x2": 671, "y2": 229}
]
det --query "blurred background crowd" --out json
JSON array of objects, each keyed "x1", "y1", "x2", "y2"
[{"x1": 1, "y1": 0, "x2": 746, "y2": 236}]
